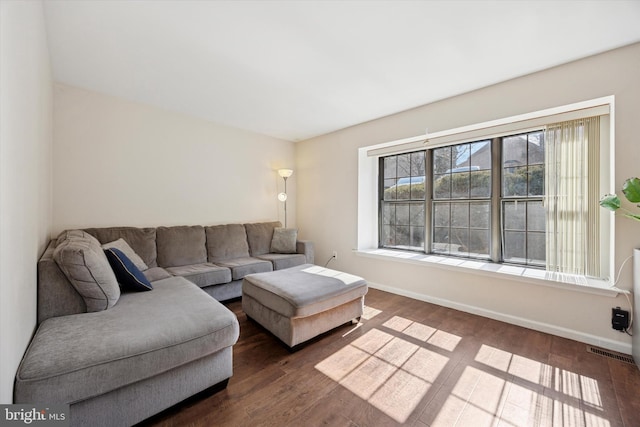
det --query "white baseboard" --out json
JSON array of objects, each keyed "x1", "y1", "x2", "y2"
[{"x1": 368, "y1": 281, "x2": 633, "y2": 355}]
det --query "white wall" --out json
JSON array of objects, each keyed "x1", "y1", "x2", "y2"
[
  {"x1": 0, "y1": 1, "x2": 53, "y2": 403},
  {"x1": 297, "y1": 42, "x2": 640, "y2": 353},
  {"x1": 53, "y1": 84, "x2": 296, "y2": 235}
]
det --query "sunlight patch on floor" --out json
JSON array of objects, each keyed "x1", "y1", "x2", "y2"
[
  {"x1": 361, "y1": 305, "x2": 382, "y2": 320},
  {"x1": 453, "y1": 344, "x2": 612, "y2": 427},
  {"x1": 476, "y1": 344, "x2": 553, "y2": 387},
  {"x1": 315, "y1": 325, "x2": 449, "y2": 423},
  {"x1": 430, "y1": 365, "x2": 611, "y2": 427},
  {"x1": 383, "y1": 315, "x2": 462, "y2": 351},
  {"x1": 316, "y1": 317, "x2": 612, "y2": 426}
]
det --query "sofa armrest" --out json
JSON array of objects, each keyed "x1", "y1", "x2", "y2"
[
  {"x1": 38, "y1": 240, "x2": 87, "y2": 324},
  {"x1": 296, "y1": 240, "x2": 314, "y2": 264}
]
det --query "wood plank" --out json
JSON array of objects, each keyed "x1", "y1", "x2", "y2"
[{"x1": 142, "y1": 289, "x2": 640, "y2": 426}]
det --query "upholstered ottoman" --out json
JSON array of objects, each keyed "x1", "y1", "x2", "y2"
[{"x1": 242, "y1": 264, "x2": 368, "y2": 347}]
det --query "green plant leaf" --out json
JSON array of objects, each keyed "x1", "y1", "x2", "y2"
[
  {"x1": 599, "y1": 194, "x2": 621, "y2": 211},
  {"x1": 622, "y1": 177, "x2": 640, "y2": 203}
]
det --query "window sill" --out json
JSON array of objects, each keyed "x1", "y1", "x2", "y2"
[{"x1": 354, "y1": 248, "x2": 620, "y2": 297}]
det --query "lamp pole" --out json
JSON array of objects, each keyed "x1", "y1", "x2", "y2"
[
  {"x1": 277, "y1": 169, "x2": 293, "y2": 228},
  {"x1": 283, "y1": 175, "x2": 288, "y2": 227}
]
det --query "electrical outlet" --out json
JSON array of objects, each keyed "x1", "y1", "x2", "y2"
[
  {"x1": 612, "y1": 306, "x2": 629, "y2": 331},
  {"x1": 332, "y1": 251, "x2": 338, "y2": 260}
]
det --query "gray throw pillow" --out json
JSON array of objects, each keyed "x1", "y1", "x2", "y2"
[
  {"x1": 102, "y1": 238, "x2": 148, "y2": 271},
  {"x1": 270, "y1": 228, "x2": 297, "y2": 254},
  {"x1": 55, "y1": 229, "x2": 100, "y2": 247},
  {"x1": 54, "y1": 233, "x2": 120, "y2": 312}
]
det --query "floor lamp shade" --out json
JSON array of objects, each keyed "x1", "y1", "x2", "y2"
[{"x1": 278, "y1": 169, "x2": 293, "y2": 178}]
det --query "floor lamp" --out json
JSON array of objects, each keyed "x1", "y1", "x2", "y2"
[{"x1": 277, "y1": 169, "x2": 293, "y2": 227}]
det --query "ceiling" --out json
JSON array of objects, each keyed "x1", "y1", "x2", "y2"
[{"x1": 43, "y1": 1, "x2": 640, "y2": 142}]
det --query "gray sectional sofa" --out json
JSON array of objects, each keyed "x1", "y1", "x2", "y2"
[{"x1": 14, "y1": 221, "x2": 313, "y2": 426}]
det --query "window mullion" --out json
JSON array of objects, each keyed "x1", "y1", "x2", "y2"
[
  {"x1": 425, "y1": 150, "x2": 433, "y2": 253},
  {"x1": 491, "y1": 137, "x2": 502, "y2": 263},
  {"x1": 378, "y1": 157, "x2": 384, "y2": 248}
]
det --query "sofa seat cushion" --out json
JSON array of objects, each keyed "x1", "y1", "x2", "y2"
[
  {"x1": 242, "y1": 264, "x2": 368, "y2": 318},
  {"x1": 165, "y1": 263, "x2": 232, "y2": 288},
  {"x1": 14, "y1": 277, "x2": 239, "y2": 405},
  {"x1": 143, "y1": 267, "x2": 172, "y2": 282},
  {"x1": 257, "y1": 253, "x2": 307, "y2": 270},
  {"x1": 213, "y1": 257, "x2": 272, "y2": 280}
]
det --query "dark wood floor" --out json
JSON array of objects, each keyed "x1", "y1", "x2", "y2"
[{"x1": 145, "y1": 289, "x2": 640, "y2": 427}]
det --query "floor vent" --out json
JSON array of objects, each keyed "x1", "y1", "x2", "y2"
[{"x1": 587, "y1": 345, "x2": 635, "y2": 364}]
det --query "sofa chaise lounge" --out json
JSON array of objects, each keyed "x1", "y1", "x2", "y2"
[{"x1": 14, "y1": 221, "x2": 314, "y2": 426}]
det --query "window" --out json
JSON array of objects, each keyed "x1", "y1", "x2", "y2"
[
  {"x1": 501, "y1": 131, "x2": 545, "y2": 267},
  {"x1": 380, "y1": 130, "x2": 545, "y2": 265},
  {"x1": 364, "y1": 98, "x2": 612, "y2": 282},
  {"x1": 379, "y1": 125, "x2": 601, "y2": 274},
  {"x1": 432, "y1": 140, "x2": 492, "y2": 259},
  {"x1": 380, "y1": 152, "x2": 426, "y2": 251}
]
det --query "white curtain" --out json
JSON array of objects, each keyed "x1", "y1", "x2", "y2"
[{"x1": 545, "y1": 117, "x2": 600, "y2": 277}]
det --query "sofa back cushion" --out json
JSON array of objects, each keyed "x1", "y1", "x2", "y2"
[
  {"x1": 156, "y1": 225, "x2": 206, "y2": 267},
  {"x1": 84, "y1": 227, "x2": 158, "y2": 268},
  {"x1": 53, "y1": 231, "x2": 120, "y2": 312},
  {"x1": 206, "y1": 224, "x2": 250, "y2": 262},
  {"x1": 244, "y1": 222, "x2": 282, "y2": 256}
]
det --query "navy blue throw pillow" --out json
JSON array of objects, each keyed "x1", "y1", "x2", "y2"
[{"x1": 104, "y1": 248, "x2": 153, "y2": 292}]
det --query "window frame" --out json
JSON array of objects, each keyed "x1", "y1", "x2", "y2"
[
  {"x1": 430, "y1": 139, "x2": 494, "y2": 260},
  {"x1": 378, "y1": 152, "x2": 427, "y2": 251},
  {"x1": 499, "y1": 131, "x2": 546, "y2": 267}
]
